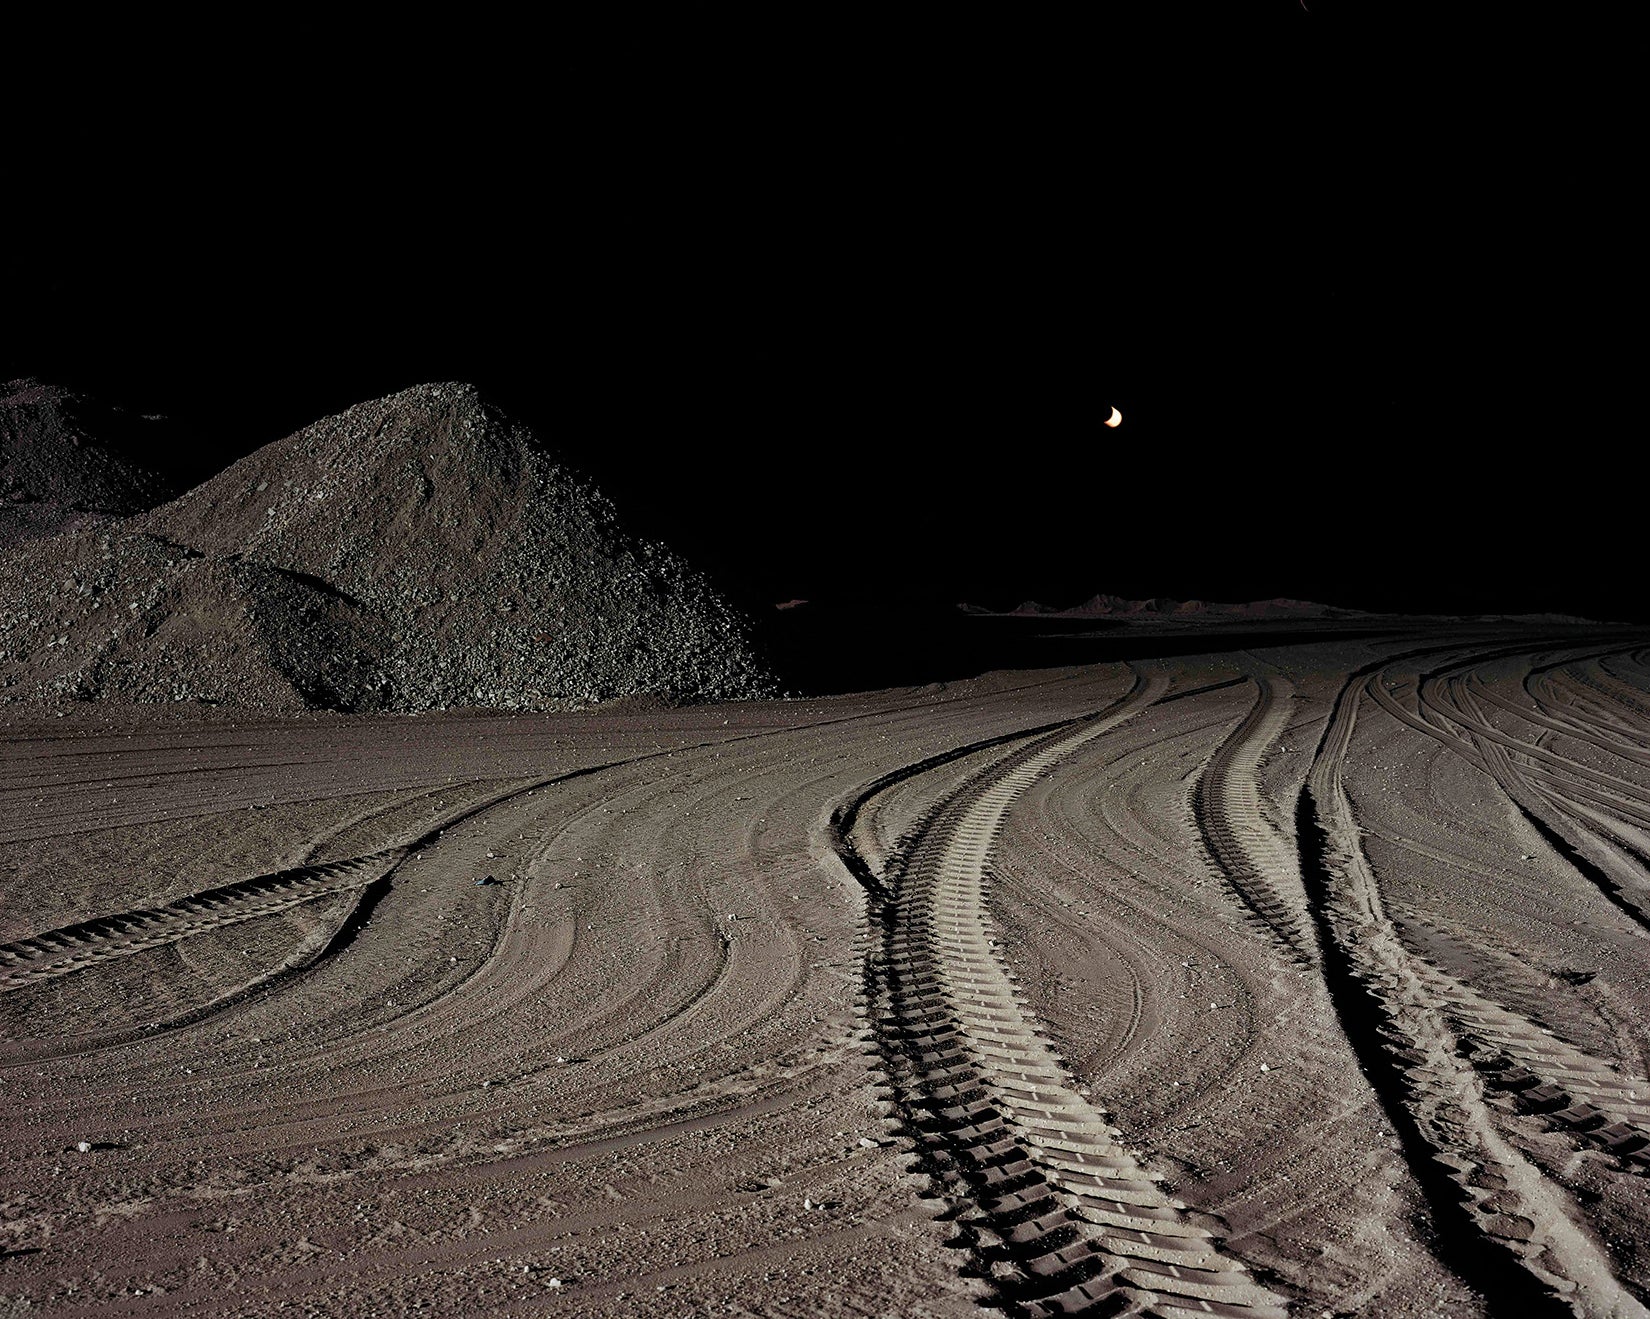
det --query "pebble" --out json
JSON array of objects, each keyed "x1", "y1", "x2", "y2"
[{"x1": 75, "y1": 1140, "x2": 92, "y2": 1153}]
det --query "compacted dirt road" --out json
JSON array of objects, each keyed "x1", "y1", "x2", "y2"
[{"x1": 5, "y1": 626, "x2": 1650, "y2": 1317}]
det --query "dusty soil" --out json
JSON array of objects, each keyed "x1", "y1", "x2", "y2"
[{"x1": 4, "y1": 624, "x2": 1650, "y2": 1317}]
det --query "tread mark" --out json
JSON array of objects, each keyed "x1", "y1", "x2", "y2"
[{"x1": 848, "y1": 673, "x2": 1292, "y2": 1318}]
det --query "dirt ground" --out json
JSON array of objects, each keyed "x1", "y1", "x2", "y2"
[{"x1": 4, "y1": 625, "x2": 1650, "y2": 1317}]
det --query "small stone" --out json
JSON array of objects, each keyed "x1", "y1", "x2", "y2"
[
  {"x1": 858, "y1": 1137, "x2": 878, "y2": 1149},
  {"x1": 75, "y1": 1140, "x2": 92, "y2": 1153},
  {"x1": 1259, "y1": 1063, "x2": 1270, "y2": 1072},
  {"x1": 804, "y1": 1197, "x2": 813, "y2": 1210},
  {"x1": 545, "y1": 1278, "x2": 562, "y2": 1289}
]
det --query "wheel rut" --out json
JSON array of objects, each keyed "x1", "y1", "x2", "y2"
[
  {"x1": 1301, "y1": 666, "x2": 1649, "y2": 1318},
  {"x1": 1412, "y1": 954, "x2": 1650, "y2": 1175},
  {"x1": 846, "y1": 676, "x2": 1292, "y2": 1318},
  {"x1": 2, "y1": 688, "x2": 1086, "y2": 1003},
  {"x1": 0, "y1": 849, "x2": 405, "y2": 993},
  {"x1": 1191, "y1": 677, "x2": 1315, "y2": 964},
  {"x1": 1370, "y1": 667, "x2": 1650, "y2": 937}
]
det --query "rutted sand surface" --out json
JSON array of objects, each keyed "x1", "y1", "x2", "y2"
[{"x1": 5, "y1": 628, "x2": 1650, "y2": 1316}]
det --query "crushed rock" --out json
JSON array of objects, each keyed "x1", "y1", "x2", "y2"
[{"x1": 0, "y1": 382, "x2": 775, "y2": 711}]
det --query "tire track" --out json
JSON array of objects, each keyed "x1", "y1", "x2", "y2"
[
  {"x1": 1191, "y1": 677, "x2": 1316, "y2": 964},
  {"x1": 848, "y1": 676, "x2": 1292, "y2": 1318},
  {"x1": 6, "y1": 681, "x2": 1114, "y2": 1098},
  {"x1": 1360, "y1": 659, "x2": 1650, "y2": 1174},
  {"x1": 0, "y1": 707, "x2": 917, "y2": 1003},
  {"x1": 1391, "y1": 913, "x2": 1650, "y2": 1174},
  {"x1": 1472, "y1": 678, "x2": 1650, "y2": 770},
  {"x1": 1, "y1": 671, "x2": 1097, "y2": 989},
  {"x1": 1301, "y1": 667, "x2": 1647, "y2": 1318},
  {"x1": 1368, "y1": 670, "x2": 1650, "y2": 937},
  {"x1": 1575, "y1": 660, "x2": 1650, "y2": 731},
  {"x1": 0, "y1": 765, "x2": 620, "y2": 1026},
  {"x1": 0, "y1": 849, "x2": 405, "y2": 993}
]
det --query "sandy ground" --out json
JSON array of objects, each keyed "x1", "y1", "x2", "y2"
[{"x1": 4, "y1": 626, "x2": 1650, "y2": 1317}]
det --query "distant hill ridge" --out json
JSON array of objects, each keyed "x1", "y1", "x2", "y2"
[
  {"x1": 972, "y1": 596, "x2": 1362, "y2": 620},
  {"x1": 0, "y1": 382, "x2": 776, "y2": 711}
]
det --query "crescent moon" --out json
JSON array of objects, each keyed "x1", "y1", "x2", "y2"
[{"x1": 1104, "y1": 406, "x2": 1122, "y2": 428}]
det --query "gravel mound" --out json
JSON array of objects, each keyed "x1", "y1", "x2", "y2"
[
  {"x1": 0, "y1": 383, "x2": 775, "y2": 711},
  {"x1": 0, "y1": 379, "x2": 177, "y2": 545}
]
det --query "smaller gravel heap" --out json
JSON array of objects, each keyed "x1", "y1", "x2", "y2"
[{"x1": 0, "y1": 379, "x2": 177, "y2": 546}]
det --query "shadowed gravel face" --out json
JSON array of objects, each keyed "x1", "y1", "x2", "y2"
[
  {"x1": 3, "y1": 629, "x2": 1650, "y2": 1316},
  {"x1": 0, "y1": 382, "x2": 775, "y2": 711},
  {"x1": 0, "y1": 379, "x2": 178, "y2": 545}
]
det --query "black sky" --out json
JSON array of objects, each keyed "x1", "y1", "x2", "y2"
[{"x1": 4, "y1": 16, "x2": 1636, "y2": 620}]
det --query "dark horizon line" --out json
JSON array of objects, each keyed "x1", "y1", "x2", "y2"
[{"x1": 6, "y1": 373, "x2": 1642, "y2": 629}]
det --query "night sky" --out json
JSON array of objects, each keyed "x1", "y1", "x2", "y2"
[{"x1": 5, "y1": 17, "x2": 1634, "y2": 620}]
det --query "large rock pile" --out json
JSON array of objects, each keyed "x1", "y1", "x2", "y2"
[{"x1": 0, "y1": 383, "x2": 775, "y2": 711}]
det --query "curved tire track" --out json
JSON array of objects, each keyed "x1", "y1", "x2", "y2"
[
  {"x1": 1301, "y1": 667, "x2": 1647, "y2": 1318},
  {"x1": 1191, "y1": 677, "x2": 1316, "y2": 964},
  {"x1": 849, "y1": 679, "x2": 1292, "y2": 1317},
  {"x1": 0, "y1": 849, "x2": 405, "y2": 993}
]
